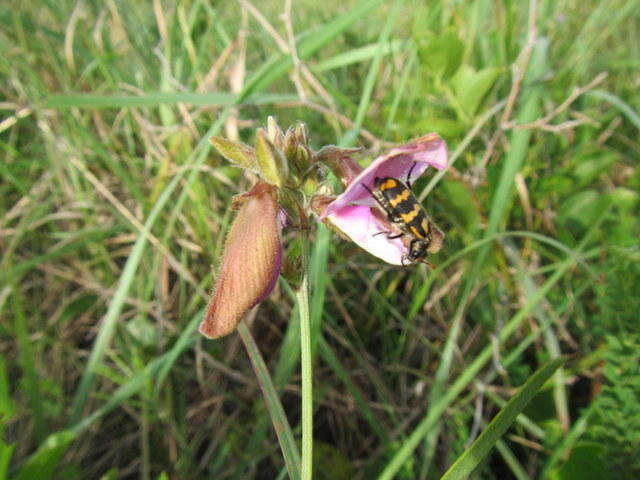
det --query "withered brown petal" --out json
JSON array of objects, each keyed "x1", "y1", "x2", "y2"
[{"x1": 199, "y1": 182, "x2": 282, "y2": 339}]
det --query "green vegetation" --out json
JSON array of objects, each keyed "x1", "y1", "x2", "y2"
[{"x1": 1, "y1": 0, "x2": 639, "y2": 478}]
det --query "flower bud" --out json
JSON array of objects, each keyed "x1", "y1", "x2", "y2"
[
  {"x1": 266, "y1": 115, "x2": 284, "y2": 148},
  {"x1": 294, "y1": 122, "x2": 308, "y2": 146},
  {"x1": 256, "y1": 129, "x2": 289, "y2": 188},
  {"x1": 199, "y1": 182, "x2": 282, "y2": 339}
]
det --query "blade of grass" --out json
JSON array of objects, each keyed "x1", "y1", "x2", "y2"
[
  {"x1": 587, "y1": 89, "x2": 640, "y2": 130},
  {"x1": 45, "y1": 92, "x2": 299, "y2": 109},
  {"x1": 384, "y1": 49, "x2": 417, "y2": 137},
  {"x1": 237, "y1": 322, "x2": 302, "y2": 480},
  {"x1": 494, "y1": 439, "x2": 533, "y2": 480},
  {"x1": 12, "y1": 295, "x2": 46, "y2": 443},
  {"x1": 484, "y1": 390, "x2": 545, "y2": 440},
  {"x1": 407, "y1": 229, "x2": 587, "y2": 321},
  {"x1": 312, "y1": 39, "x2": 405, "y2": 73},
  {"x1": 440, "y1": 358, "x2": 565, "y2": 480},
  {"x1": 70, "y1": 309, "x2": 203, "y2": 436}
]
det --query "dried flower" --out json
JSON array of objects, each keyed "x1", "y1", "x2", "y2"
[
  {"x1": 314, "y1": 134, "x2": 448, "y2": 265},
  {"x1": 199, "y1": 182, "x2": 283, "y2": 339}
]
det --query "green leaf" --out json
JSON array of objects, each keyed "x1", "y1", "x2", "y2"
[
  {"x1": 414, "y1": 117, "x2": 466, "y2": 138},
  {"x1": 13, "y1": 430, "x2": 76, "y2": 480},
  {"x1": 125, "y1": 316, "x2": 159, "y2": 348},
  {"x1": 44, "y1": 92, "x2": 298, "y2": 109},
  {"x1": 571, "y1": 152, "x2": 617, "y2": 187},
  {"x1": 451, "y1": 65, "x2": 501, "y2": 117},
  {"x1": 439, "y1": 179, "x2": 480, "y2": 233},
  {"x1": 313, "y1": 441, "x2": 357, "y2": 480},
  {"x1": 548, "y1": 442, "x2": 607, "y2": 480},
  {"x1": 237, "y1": 324, "x2": 302, "y2": 480},
  {"x1": 440, "y1": 357, "x2": 566, "y2": 480},
  {"x1": 0, "y1": 357, "x2": 14, "y2": 423},
  {"x1": 209, "y1": 137, "x2": 259, "y2": 174},
  {"x1": 418, "y1": 31, "x2": 464, "y2": 78},
  {"x1": 558, "y1": 190, "x2": 606, "y2": 229},
  {"x1": 99, "y1": 468, "x2": 119, "y2": 480},
  {"x1": 0, "y1": 442, "x2": 14, "y2": 480}
]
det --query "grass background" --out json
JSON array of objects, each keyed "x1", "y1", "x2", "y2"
[{"x1": 1, "y1": 0, "x2": 639, "y2": 478}]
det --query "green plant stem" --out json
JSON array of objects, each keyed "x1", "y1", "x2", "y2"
[{"x1": 297, "y1": 234, "x2": 313, "y2": 480}]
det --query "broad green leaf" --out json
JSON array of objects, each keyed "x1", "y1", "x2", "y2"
[
  {"x1": 418, "y1": 31, "x2": 464, "y2": 78},
  {"x1": 548, "y1": 442, "x2": 607, "y2": 480},
  {"x1": 414, "y1": 117, "x2": 465, "y2": 138},
  {"x1": 558, "y1": 190, "x2": 606, "y2": 229},
  {"x1": 99, "y1": 468, "x2": 119, "y2": 480},
  {"x1": 313, "y1": 441, "x2": 357, "y2": 480},
  {"x1": 571, "y1": 152, "x2": 617, "y2": 187},
  {"x1": 13, "y1": 430, "x2": 76, "y2": 480},
  {"x1": 439, "y1": 179, "x2": 480, "y2": 234},
  {"x1": 451, "y1": 65, "x2": 501, "y2": 117},
  {"x1": 441, "y1": 358, "x2": 565, "y2": 480}
]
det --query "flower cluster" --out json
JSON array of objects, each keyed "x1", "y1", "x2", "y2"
[{"x1": 199, "y1": 118, "x2": 448, "y2": 339}]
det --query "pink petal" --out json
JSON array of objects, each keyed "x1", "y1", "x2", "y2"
[
  {"x1": 322, "y1": 134, "x2": 448, "y2": 219},
  {"x1": 327, "y1": 205, "x2": 406, "y2": 265},
  {"x1": 319, "y1": 134, "x2": 448, "y2": 265}
]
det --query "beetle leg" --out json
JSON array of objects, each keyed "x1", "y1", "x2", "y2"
[
  {"x1": 406, "y1": 161, "x2": 418, "y2": 189},
  {"x1": 373, "y1": 230, "x2": 403, "y2": 240},
  {"x1": 361, "y1": 182, "x2": 374, "y2": 195}
]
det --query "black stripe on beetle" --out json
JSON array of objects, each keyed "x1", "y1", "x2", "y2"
[{"x1": 361, "y1": 163, "x2": 441, "y2": 265}]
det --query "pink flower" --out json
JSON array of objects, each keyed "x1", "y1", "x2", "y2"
[{"x1": 317, "y1": 134, "x2": 448, "y2": 266}]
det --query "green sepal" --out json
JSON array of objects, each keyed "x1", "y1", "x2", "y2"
[
  {"x1": 209, "y1": 136, "x2": 259, "y2": 174},
  {"x1": 281, "y1": 235, "x2": 304, "y2": 290},
  {"x1": 256, "y1": 129, "x2": 289, "y2": 187}
]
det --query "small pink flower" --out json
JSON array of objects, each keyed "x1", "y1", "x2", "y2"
[{"x1": 317, "y1": 134, "x2": 448, "y2": 266}]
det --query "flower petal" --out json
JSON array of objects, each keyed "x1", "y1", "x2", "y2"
[
  {"x1": 328, "y1": 205, "x2": 406, "y2": 265},
  {"x1": 316, "y1": 134, "x2": 447, "y2": 265},
  {"x1": 199, "y1": 182, "x2": 282, "y2": 339},
  {"x1": 322, "y1": 133, "x2": 448, "y2": 218}
]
